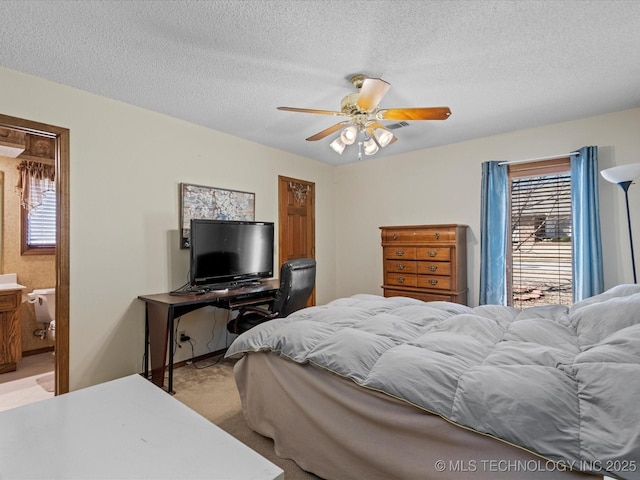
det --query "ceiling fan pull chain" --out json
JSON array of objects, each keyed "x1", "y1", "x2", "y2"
[{"x1": 357, "y1": 141, "x2": 363, "y2": 161}]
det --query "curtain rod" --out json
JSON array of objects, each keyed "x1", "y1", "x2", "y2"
[{"x1": 498, "y1": 152, "x2": 579, "y2": 166}]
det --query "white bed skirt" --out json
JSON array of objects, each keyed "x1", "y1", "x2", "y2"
[{"x1": 234, "y1": 352, "x2": 601, "y2": 480}]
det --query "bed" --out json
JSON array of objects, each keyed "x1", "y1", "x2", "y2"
[{"x1": 226, "y1": 284, "x2": 640, "y2": 480}]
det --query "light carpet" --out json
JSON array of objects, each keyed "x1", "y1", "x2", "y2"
[{"x1": 172, "y1": 356, "x2": 322, "y2": 480}]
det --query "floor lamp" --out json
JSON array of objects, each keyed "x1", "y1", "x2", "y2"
[{"x1": 601, "y1": 163, "x2": 640, "y2": 283}]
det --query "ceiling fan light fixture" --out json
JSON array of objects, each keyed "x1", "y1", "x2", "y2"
[
  {"x1": 330, "y1": 137, "x2": 346, "y2": 154},
  {"x1": 340, "y1": 126, "x2": 358, "y2": 145},
  {"x1": 373, "y1": 127, "x2": 393, "y2": 147},
  {"x1": 363, "y1": 136, "x2": 379, "y2": 156},
  {"x1": 277, "y1": 74, "x2": 451, "y2": 161}
]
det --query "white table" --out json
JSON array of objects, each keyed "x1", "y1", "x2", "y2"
[{"x1": 0, "y1": 374, "x2": 284, "y2": 480}]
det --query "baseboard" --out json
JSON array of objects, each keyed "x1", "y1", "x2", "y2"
[
  {"x1": 172, "y1": 348, "x2": 228, "y2": 370},
  {"x1": 23, "y1": 346, "x2": 55, "y2": 357}
]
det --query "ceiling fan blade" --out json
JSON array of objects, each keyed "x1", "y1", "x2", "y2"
[
  {"x1": 367, "y1": 120, "x2": 387, "y2": 130},
  {"x1": 277, "y1": 106, "x2": 348, "y2": 117},
  {"x1": 306, "y1": 121, "x2": 352, "y2": 141},
  {"x1": 356, "y1": 78, "x2": 391, "y2": 111},
  {"x1": 378, "y1": 107, "x2": 452, "y2": 121}
]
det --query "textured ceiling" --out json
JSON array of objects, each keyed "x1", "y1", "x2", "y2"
[{"x1": 1, "y1": 0, "x2": 639, "y2": 165}]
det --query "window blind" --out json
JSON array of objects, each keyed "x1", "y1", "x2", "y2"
[
  {"x1": 27, "y1": 186, "x2": 56, "y2": 246},
  {"x1": 510, "y1": 172, "x2": 572, "y2": 307}
]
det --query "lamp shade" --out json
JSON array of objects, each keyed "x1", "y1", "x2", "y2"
[
  {"x1": 340, "y1": 126, "x2": 358, "y2": 145},
  {"x1": 601, "y1": 163, "x2": 640, "y2": 184},
  {"x1": 330, "y1": 137, "x2": 345, "y2": 154},
  {"x1": 373, "y1": 127, "x2": 393, "y2": 147},
  {"x1": 363, "y1": 137, "x2": 378, "y2": 155}
]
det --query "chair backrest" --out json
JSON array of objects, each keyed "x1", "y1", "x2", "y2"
[{"x1": 272, "y1": 258, "x2": 316, "y2": 317}]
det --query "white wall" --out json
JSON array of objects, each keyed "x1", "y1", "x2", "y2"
[
  {"x1": 334, "y1": 108, "x2": 640, "y2": 305},
  {"x1": 0, "y1": 66, "x2": 336, "y2": 390},
  {"x1": 3, "y1": 63, "x2": 639, "y2": 390}
]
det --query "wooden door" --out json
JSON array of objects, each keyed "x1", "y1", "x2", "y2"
[
  {"x1": 0, "y1": 113, "x2": 70, "y2": 395},
  {"x1": 278, "y1": 176, "x2": 315, "y2": 305}
]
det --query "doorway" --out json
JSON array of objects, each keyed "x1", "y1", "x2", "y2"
[
  {"x1": 0, "y1": 113, "x2": 70, "y2": 395},
  {"x1": 278, "y1": 175, "x2": 316, "y2": 305}
]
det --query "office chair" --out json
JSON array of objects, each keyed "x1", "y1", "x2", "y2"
[{"x1": 227, "y1": 258, "x2": 316, "y2": 335}]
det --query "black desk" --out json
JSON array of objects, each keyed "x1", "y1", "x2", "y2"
[{"x1": 138, "y1": 279, "x2": 279, "y2": 393}]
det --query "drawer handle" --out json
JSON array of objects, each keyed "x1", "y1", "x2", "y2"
[
  {"x1": 397, "y1": 276, "x2": 405, "y2": 284},
  {"x1": 429, "y1": 279, "x2": 438, "y2": 285},
  {"x1": 397, "y1": 263, "x2": 405, "y2": 270},
  {"x1": 429, "y1": 251, "x2": 437, "y2": 257},
  {"x1": 395, "y1": 250, "x2": 405, "y2": 257},
  {"x1": 435, "y1": 232, "x2": 440, "y2": 240},
  {"x1": 429, "y1": 265, "x2": 438, "y2": 272},
  {"x1": 393, "y1": 233, "x2": 398, "y2": 240}
]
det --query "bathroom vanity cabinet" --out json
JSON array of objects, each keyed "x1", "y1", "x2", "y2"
[{"x1": 0, "y1": 289, "x2": 22, "y2": 374}]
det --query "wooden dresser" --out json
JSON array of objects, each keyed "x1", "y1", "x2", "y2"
[{"x1": 380, "y1": 224, "x2": 468, "y2": 305}]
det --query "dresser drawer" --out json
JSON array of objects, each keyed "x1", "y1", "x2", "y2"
[
  {"x1": 384, "y1": 288, "x2": 452, "y2": 303},
  {"x1": 384, "y1": 260, "x2": 417, "y2": 274},
  {"x1": 383, "y1": 247, "x2": 416, "y2": 260},
  {"x1": 382, "y1": 227, "x2": 456, "y2": 244},
  {"x1": 417, "y1": 262, "x2": 451, "y2": 276},
  {"x1": 385, "y1": 273, "x2": 418, "y2": 287},
  {"x1": 416, "y1": 247, "x2": 450, "y2": 261},
  {"x1": 417, "y1": 276, "x2": 451, "y2": 290}
]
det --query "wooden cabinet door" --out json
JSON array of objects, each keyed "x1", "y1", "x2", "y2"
[{"x1": 0, "y1": 290, "x2": 22, "y2": 374}]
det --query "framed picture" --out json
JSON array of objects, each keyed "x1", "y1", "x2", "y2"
[{"x1": 180, "y1": 183, "x2": 255, "y2": 248}]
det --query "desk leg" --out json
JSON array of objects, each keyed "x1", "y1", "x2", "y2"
[{"x1": 145, "y1": 302, "x2": 172, "y2": 391}]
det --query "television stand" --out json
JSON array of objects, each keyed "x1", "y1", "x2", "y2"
[{"x1": 138, "y1": 279, "x2": 279, "y2": 393}]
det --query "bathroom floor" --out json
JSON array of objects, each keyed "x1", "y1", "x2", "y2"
[{"x1": 0, "y1": 352, "x2": 55, "y2": 413}]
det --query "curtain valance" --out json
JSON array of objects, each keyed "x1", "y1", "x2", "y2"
[{"x1": 16, "y1": 160, "x2": 56, "y2": 211}]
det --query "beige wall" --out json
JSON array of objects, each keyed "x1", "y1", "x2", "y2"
[
  {"x1": 0, "y1": 158, "x2": 56, "y2": 352},
  {"x1": 2, "y1": 63, "x2": 638, "y2": 390},
  {"x1": 334, "y1": 108, "x2": 640, "y2": 305},
  {"x1": 0, "y1": 66, "x2": 336, "y2": 390}
]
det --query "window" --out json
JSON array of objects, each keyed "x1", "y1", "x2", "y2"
[
  {"x1": 508, "y1": 158, "x2": 571, "y2": 307},
  {"x1": 480, "y1": 147, "x2": 602, "y2": 306},
  {"x1": 21, "y1": 175, "x2": 56, "y2": 255}
]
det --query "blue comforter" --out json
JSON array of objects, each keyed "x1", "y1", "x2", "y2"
[{"x1": 227, "y1": 284, "x2": 640, "y2": 479}]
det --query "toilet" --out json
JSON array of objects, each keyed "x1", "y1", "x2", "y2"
[{"x1": 28, "y1": 288, "x2": 55, "y2": 341}]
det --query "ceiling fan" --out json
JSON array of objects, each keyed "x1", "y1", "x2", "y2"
[{"x1": 277, "y1": 74, "x2": 451, "y2": 159}]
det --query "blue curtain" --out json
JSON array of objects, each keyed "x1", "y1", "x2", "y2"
[
  {"x1": 571, "y1": 146, "x2": 604, "y2": 301},
  {"x1": 479, "y1": 161, "x2": 509, "y2": 305}
]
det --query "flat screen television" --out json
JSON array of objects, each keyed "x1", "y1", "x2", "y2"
[{"x1": 189, "y1": 219, "x2": 275, "y2": 289}]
